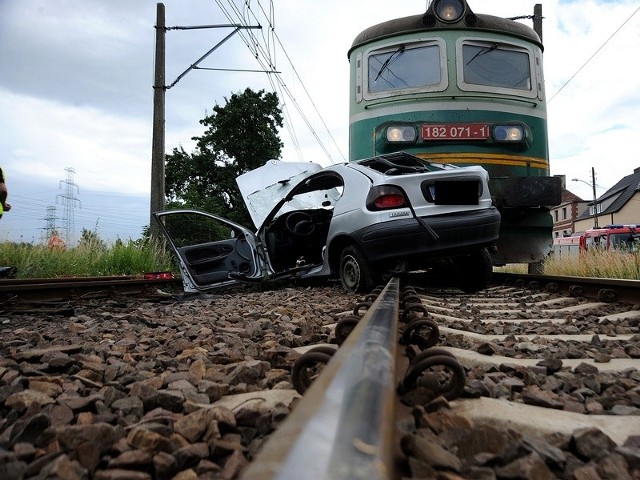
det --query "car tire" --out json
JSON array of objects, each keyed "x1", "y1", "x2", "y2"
[
  {"x1": 339, "y1": 245, "x2": 377, "y2": 293},
  {"x1": 455, "y1": 248, "x2": 492, "y2": 293}
]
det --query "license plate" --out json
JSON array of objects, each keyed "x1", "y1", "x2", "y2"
[
  {"x1": 433, "y1": 180, "x2": 479, "y2": 205},
  {"x1": 422, "y1": 123, "x2": 490, "y2": 140}
]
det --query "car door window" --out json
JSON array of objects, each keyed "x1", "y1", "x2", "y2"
[{"x1": 159, "y1": 211, "x2": 257, "y2": 286}]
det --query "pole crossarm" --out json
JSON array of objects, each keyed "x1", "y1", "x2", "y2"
[
  {"x1": 165, "y1": 25, "x2": 262, "y2": 90},
  {"x1": 165, "y1": 24, "x2": 254, "y2": 31},
  {"x1": 193, "y1": 67, "x2": 280, "y2": 73}
]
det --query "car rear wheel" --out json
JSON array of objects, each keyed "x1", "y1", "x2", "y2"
[
  {"x1": 339, "y1": 245, "x2": 376, "y2": 293},
  {"x1": 454, "y1": 248, "x2": 492, "y2": 293}
]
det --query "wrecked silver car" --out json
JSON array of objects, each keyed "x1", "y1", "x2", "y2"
[{"x1": 154, "y1": 152, "x2": 500, "y2": 293}]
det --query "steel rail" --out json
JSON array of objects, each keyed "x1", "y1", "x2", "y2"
[
  {"x1": 241, "y1": 277, "x2": 401, "y2": 480},
  {"x1": 0, "y1": 275, "x2": 182, "y2": 303},
  {"x1": 492, "y1": 272, "x2": 640, "y2": 303}
]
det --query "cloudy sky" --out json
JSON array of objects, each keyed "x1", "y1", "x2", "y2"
[{"x1": 1, "y1": 0, "x2": 639, "y2": 244}]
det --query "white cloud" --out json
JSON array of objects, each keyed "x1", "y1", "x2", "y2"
[{"x1": 1, "y1": 90, "x2": 151, "y2": 194}]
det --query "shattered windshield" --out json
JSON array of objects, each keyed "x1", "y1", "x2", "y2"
[
  {"x1": 244, "y1": 169, "x2": 317, "y2": 227},
  {"x1": 359, "y1": 152, "x2": 448, "y2": 175}
]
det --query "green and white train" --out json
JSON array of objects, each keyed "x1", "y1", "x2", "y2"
[{"x1": 348, "y1": 0, "x2": 561, "y2": 271}]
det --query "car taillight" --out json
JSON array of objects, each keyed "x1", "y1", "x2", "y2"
[
  {"x1": 375, "y1": 194, "x2": 405, "y2": 209},
  {"x1": 366, "y1": 186, "x2": 408, "y2": 211}
]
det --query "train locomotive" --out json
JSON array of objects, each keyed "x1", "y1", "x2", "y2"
[{"x1": 348, "y1": 0, "x2": 562, "y2": 272}]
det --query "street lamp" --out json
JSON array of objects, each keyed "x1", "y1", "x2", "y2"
[{"x1": 572, "y1": 167, "x2": 598, "y2": 228}]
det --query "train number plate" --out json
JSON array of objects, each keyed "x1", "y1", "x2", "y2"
[{"x1": 421, "y1": 123, "x2": 490, "y2": 140}]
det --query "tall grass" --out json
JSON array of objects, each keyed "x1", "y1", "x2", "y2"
[
  {"x1": 544, "y1": 249, "x2": 640, "y2": 279},
  {"x1": 0, "y1": 239, "x2": 175, "y2": 279},
  {"x1": 3, "y1": 239, "x2": 639, "y2": 281},
  {"x1": 499, "y1": 249, "x2": 640, "y2": 280}
]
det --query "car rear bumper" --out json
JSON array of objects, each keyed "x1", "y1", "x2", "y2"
[{"x1": 353, "y1": 207, "x2": 501, "y2": 264}]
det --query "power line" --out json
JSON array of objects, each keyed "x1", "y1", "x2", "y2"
[
  {"x1": 214, "y1": 0, "x2": 346, "y2": 164},
  {"x1": 245, "y1": 0, "x2": 346, "y2": 162},
  {"x1": 548, "y1": 4, "x2": 640, "y2": 103}
]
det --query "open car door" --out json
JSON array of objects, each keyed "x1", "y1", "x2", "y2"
[{"x1": 153, "y1": 210, "x2": 263, "y2": 293}]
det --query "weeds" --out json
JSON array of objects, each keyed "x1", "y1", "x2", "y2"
[
  {"x1": 0, "y1": 239, "x2": 174, "y2": 279},
  {"x1": 2, "y1": 239, "x2": 639, "y2": 281},
  {"x1": 499, "y1": 249, "x2": 640, "y2": 280}
]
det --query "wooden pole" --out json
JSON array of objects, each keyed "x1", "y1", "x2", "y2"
[
  {"x1": 150, "y1": 3, "x2": 166, "y2": 240},
  {"x1": 533, "y1": 4, "x2": 543, "y2": 42}
]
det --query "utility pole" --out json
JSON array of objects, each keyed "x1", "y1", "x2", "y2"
[
  {"x1": 149, "y1": 3, "x2": 262, "y2": 241},
  {"x1": 591, "y1": 167, "x2": 598, "y2": 228},
  {"x1": 150, "y1": 3, "x2": 166, "y2": 241},
  {"x1": 533, "y1": 4, "x2": 542, "y2": 42}
]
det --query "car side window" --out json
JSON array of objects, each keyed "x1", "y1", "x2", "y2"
[{"x1": 163, "y1": 212, "x2": 238, "y2": 248}]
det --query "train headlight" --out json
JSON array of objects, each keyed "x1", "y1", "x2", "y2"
[
  {"x1": 387, "y1": 125, "x2": 417, "y2": 143},
  {"x1": 493, "y1": 125, "x2": 524, "y2": 142},
  {"x1": 434, "y1": 0, "x2": 465, "y2": 22}
]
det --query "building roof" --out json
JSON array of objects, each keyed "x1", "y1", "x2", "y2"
[
  {"x1": 576, "y1": 167, "x2": 640, "y2": 221},
  {"x1": 561, "y1": 190, "x2": 584, "y2": 204}
]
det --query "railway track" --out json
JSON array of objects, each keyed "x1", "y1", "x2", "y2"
[
  {"x1": 241, "y1": 275, "x2": 640, "y2": 479},
  {"x1": 0, "y1": 273, "x2": 638, "y2": 479},
  {"x1": 0, "y1": 274, "x2": 183, "y2": 314}
]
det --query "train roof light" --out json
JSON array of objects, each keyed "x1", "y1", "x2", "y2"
[
  {"x1": 434, "y1": 0, "x2": 465, "y2": 23},
  {"x1": 493, "y1": 125, "x2": 524, "y2": 143},
  {"x1": 386, "y1": 125, "x2": 417, "y2": 143}
]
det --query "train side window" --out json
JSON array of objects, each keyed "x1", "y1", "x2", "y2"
[{"x1": 364, "y1": 40, "x2": 447, "y2": 98}]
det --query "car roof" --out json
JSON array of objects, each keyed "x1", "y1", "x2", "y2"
[
  {"x1": 352, "y1": 152, "x2": 452, "y2": 176},
  {"x1": 236, "y1": 153, "x2": 457, "y2": 228}
]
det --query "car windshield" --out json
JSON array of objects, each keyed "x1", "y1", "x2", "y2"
[
  {"x1": 271, "y1": 174, "x2": 343, "y2": 221},
  {"x1": 358, "y1": 152, "x2": 447, "y2": 175},
  {"x1": 610, "y1": 232, "x2": 640, "y2": 250}
]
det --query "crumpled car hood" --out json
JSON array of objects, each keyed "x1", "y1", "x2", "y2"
[{"x1": 236, "y1": 159, "x2": 324, "y2": 229}]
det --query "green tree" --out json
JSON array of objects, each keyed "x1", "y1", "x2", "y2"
[{"x1": 165, "y1": 88, "x2": 283, "y2": 227}]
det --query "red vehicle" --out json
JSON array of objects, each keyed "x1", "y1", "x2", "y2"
[{"x1": 553, "y1": 225, "x2": 640, "y2": 256}]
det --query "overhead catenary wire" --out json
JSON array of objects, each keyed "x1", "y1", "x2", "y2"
[
  {"x1": 214, "y1": 0, "x2": 304, "y2": 161},
  {"x1": 213, "y1": 0, "x2": 346, "y2": 164},
  {"x1": 548, "y1": 4, "x2": 640, "y2": 104},
  {"x1": 248, "y1": 0, "x2": 346, "y2": 163},
  {"x1": 216, "y1": 0, "x2": 326, "y2": 161}
]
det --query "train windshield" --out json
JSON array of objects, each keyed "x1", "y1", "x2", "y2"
[
  {"x1": 368, "y1": 44, "x2": 442, "y2": 93},
  {"x1": 461, "y1": 43, "x2": 531, "y2": 90}
]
